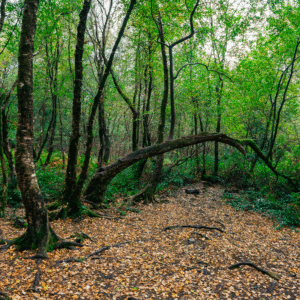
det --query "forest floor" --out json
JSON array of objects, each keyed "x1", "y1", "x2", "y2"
[{"x1": 0, "y1": 183, "x2": 300, "y2": 300}]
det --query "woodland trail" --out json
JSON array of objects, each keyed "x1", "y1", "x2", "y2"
[{"x1": 0, "y1": 183, "x2": 299, "y2": 299}]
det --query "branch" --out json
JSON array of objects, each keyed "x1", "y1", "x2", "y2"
[
  {"x1": 240, "y1": 139, "x2": 298, "y2": 189},
  {"x1": 0, "y1": 14, "x2": 21, "y2": 56},
  {"x1": 170, "y1": 0, "x2": 200, "y2": 49},
  {"x1": 174, "y1": 62, "x2": 233, "y2": 81},
  {"x1": 229, "y1": 262, "x2": 280, "y2": 281},
  {"x1": 109, "y1": 69, "x2": 137, "y2": 115},
  {"x1": 162, "y1": 225, "x2": 225, "y2": 233},
  {"x1": 0, "y1": 79, "x2": 17, "y2": 111}
]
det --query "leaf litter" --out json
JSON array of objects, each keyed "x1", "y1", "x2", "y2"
[{"x1": 0, "y1": 182, "x2": 299, "y2": 299}]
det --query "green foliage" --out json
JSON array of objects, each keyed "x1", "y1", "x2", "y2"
[
  {"x1": 35, "y1": 151, "x2": 65, "y2": 201},
  {"x1": 0, "y1": 176, "x2": 22, "y2": 208},
  {"x1": 106, "y1": 164, "x2": 144, "y2": 202},
  {"x1": 224, "y1": 190, "x2": 300, "y2": 229}
]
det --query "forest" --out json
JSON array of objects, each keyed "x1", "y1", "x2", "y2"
[{"x1": 0, "y1": 0, "x2": 299, "y2": 299}]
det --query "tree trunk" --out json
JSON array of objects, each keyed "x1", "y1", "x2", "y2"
[
  {"x1": 84, "y1": 133, "x2": 246, "y2": 204},
  {"x1": 214, "y1": 80, "x2": 223, "y2": 175},
  {"x1": 134, "y1": 61, "x2": 153, "y2": 181},
  {"x1": 0, "y1": 0, "x2": 6, "y2": 34},
  {"x1": 2, "y1": 110, "x2": 16, "y2": 179},
  {"x1": 14, "y1": 0, "x2": 59, "y2": 256},
  {"x1": 130, "y1": 13, "x2": 168, "y2": 203},
  {"x1": 44, "y1": 42, "x2": 60, "y2": 166},
  {"x1": 67, "y1": 0, "x2": 137, "y2": 215},
  {"x1": 0, "y1": 109, "x2": 7, "y2": 217},
  {"x1": 64, "y1": 0, "x2": 91, "y2": 201},
  {"x1": 97, "y1": 100, "x2": 110, "y2": 167}
]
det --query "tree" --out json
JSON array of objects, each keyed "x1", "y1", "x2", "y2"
[{"x1": 12, "y1": 0, "x2": 80, "y2": 257}]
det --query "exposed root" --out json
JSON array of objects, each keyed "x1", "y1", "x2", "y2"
[
  {"x1": 0, "y1": 291, "x2": 12, "y2": 300},
  {"x1": 10, "y1": 226, "x2": 83, "y2": 258},
  {"x1": 162, "y1": 225, "x2": 225, "y2": 233},
  {"x1": 0, "y1": 244, "x2": 11, "y2": 251},
  {"x1": 58, "y1": 240, "x2": 144, "y2": 264},
  {"x1": 228, "y1": 262, "x2": 281, "y2": 280},
  {"x1": 48, "y1": 206, "x2": 68, "y2": 221},
  {"x1": 27, "y1": 258, "x2": 42, "y2": 292},
  {"x1": 83, "y1": 200, "x2": 101, "y2": 210},
  {"x1": 54, "y1": 241, "x2": 83, "y2": 250},
  {"x1": 68, "y1": 232, "x2": 94, "y2": 243},
  {"x1": 48, "y1": 205, "x2": 116, "y2": 221}
]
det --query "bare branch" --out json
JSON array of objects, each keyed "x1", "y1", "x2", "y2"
[{"x1": 174, "y1": 62, "x2": 233, "y2": 81}]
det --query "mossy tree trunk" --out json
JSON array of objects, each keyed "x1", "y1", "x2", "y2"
[{"x1": 14, "y1": 0, "x2": 59, "y2": 256}]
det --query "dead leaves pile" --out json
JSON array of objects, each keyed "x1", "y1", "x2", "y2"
[{"x1": 0, "y1": 183, "x2": 299, "y2": 299}]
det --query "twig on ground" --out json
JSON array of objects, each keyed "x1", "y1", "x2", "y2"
[{"x1": 228, "y1": 262, "x2": 280, "y2": 280}]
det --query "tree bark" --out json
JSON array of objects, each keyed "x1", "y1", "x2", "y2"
[
  {"x1": 0, "y1": 0, "x2": 6, "y2": 34},
  {"x1": 97, "y1": 100, "x2": 110, "y2": 167},
  {"x1": 1, "y1": 81, "x2": 17, "y2": 179},
  {"x1": 0, "y1": 108, "x2": 7, "y2": 217},
  {"x1": 67, "y1": 0, "x2": 137, "y2": 215},
  {"x1": 64, "y1": 0, "x2": 91, "y2": 201},
  {"x1": 14, "y1": 0, "x2": 59, "y2": 257},
  {"x1": 84, "y1": 133, "x2": 246, "y2": 204},
  {"x1": 44, "y1": 41, "x2": 61, "y2": 166}
]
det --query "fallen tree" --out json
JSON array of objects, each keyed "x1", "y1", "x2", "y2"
[
  {"x1": 83, "y1": 134, "x2": 298, "y2": 205},
  {"x1": 84, "y1": 133, "x2": 246, "y2": 204}
]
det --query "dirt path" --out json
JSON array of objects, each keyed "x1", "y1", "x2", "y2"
[{"x1": 0, "y1": 183, "x2": 299, "y2": 299}]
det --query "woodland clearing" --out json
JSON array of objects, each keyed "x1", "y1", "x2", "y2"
[{"x1": 0, "y1": 183, "x2": 299, "y2": 300}]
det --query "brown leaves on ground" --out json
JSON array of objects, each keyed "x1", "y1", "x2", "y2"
[{"x1": 0, "y1": 183, "x2": 299, "y2": 299}]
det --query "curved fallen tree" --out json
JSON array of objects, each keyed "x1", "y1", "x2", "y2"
[
  {"x1": 83, "y1": 134, "x2": 298, "y2": 206},
  {"x1": 83, "y1": 133, "x2": 246, "y2": 204}
]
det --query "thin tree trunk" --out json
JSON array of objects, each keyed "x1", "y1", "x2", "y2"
[
  {"x1": 64, "y1": 0, "x2": 91, "y2": 201},
  {"x1": 130, "y1": 13, "x2": 168, "y2": 203},
  {"x1": 0, "y1": 110, "x2": 7, "y2": 217},
  {"x1": 44, "y1": 42, "x2": 60, "y2": 166},
  {"x1": 67, "y1": 0, "x2": 137, "y2": 214},
  {"x1": 97, "y1": 100, "x2": 110, "y2": 167},
  {"x1": 214, "y1": 79, "x2": 223, "y2": 175},
  {"x1": 135, "y1": 62, "x2": 153, "y2": 180},
  {"x1": 2, "y1": 110, "x2": 16, "y2": 179},
  {"x1": 0, "y1": 0, "x2": 6, "y2": 34},
  {"x1": 58, "y1": 98, "x2": 65, "y2": 169}
]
